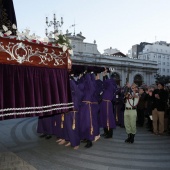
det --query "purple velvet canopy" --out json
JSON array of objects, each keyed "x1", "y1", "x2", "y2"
[{"x1": 0, "y1": 64, "x2": 72, "y2": 121}]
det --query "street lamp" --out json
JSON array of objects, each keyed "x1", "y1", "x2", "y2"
[{"x1": 45, "y1": 14, "x2": 64, "y2": 37}]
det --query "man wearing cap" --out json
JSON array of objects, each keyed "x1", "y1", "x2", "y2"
[{"x1": 152, "y1": 82, "x2": 168, "y2": 135}]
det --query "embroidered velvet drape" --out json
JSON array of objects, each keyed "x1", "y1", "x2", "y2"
[{"x1": 0, "y1": 64, "x2": 72, "y2": 120}]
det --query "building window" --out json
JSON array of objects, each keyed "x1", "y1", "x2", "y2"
[
  {"x1": 163, "y1": 69, "x2": 165, "y2": 72},
  {"x1": 167, "y1": 62, "x2": 169, "y2": 66},
  {"x1": 163, "y1": 62, "x2": 165, "y2": 65},
  {"x1": 167, "y1": 69, "x2": 169, "y2": 73}
]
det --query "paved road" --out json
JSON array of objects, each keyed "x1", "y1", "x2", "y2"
[{"x1": 0, "y1": 117, "x2": 170, "y2": 170}]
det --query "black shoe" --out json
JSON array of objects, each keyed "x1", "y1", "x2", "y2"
[
  {"x1": 84, "y1": 141, "x2": 92, "y2": 148},
  {"x1": 104, "y1": 135, "x2": 112, "y2": 139},
  {"x1": 45, "y1": 135, "x2": 52, "y2": 139},
  {"x1": 39, "y1": 134, "x2": 47, "y2": 138},
  {"x1": 125, "y1": 134, "x2": 131, "y2": 143},
  {"x1": 129, "y1": 134, "x2": 135, "y2": 143}
]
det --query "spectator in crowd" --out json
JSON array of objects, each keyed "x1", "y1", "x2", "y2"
[{"x1": 152, "y1": 82, "x2": 168, "y2": 135}]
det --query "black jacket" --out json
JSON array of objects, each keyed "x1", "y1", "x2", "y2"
[{"x1": 152, "y1": 89, "x2": 168, "y2": 111}]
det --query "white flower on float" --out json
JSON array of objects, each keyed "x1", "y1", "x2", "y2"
[
  {"x1": 68, "y1": 49, "x2": 73, "y2": 55},
  {"x1": 16, "y1": 30, "x2": 21, "y2": 36},
  {"x1": 43, "y1": 37, "x2": 49, "y2": 43},
  {"x1": 24, "y1": 28, "x2": 30, "y2": 36},
  {"x1": 25, "y1": 34, "x2": 30, "y2": 39},
  {"x1": 54, "y1": 35, "x2": 59, "y2": 41},
  {"x1": 0, "y1": 32, "x2": 4, "y2": 37},
  {"x1": 54, "y1": 32, "x2": 60, "y2": 37},
  {"x1": 12, "y1": 24, "x2": 17, "y2": 30},
  {"x1": 58, "y1": 44, "x2": 63, "y2": 48},
  {"x1": 2, "y1": 25, "x2": 8, "y2": 32},
  {"x1": 5, "y1": 30, "x2": 12, "y2": 36},
  {"x1": 62, "y1": 45, "x2": 67, "y2": 52}
]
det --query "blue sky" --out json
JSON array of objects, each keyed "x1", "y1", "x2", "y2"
[{"x1": 13, "y1": 0, "x2": 170, "y2": 54}]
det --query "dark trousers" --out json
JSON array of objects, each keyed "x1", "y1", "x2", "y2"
[{"x1": 137, "y1": 109, "x2": 145, "y2": 126}]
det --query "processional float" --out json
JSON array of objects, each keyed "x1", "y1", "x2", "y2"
[{"x1": 0, "y1": 30, "x2": 73, "y2": 120}]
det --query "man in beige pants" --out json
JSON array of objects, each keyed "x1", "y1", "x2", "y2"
[{"x1": 152, "y1": 83, "x2": 168, "y2": 135}]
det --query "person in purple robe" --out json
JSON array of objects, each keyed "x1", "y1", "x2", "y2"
[
  {"x1": 62, "y1": 75, "x2": 83, "y2": 149},
  {"x1": 79, "y1": 72, "x2": 99, "y2": 148},
  {"x1": 93, "y1": 73, "x2": 103, "y2": 141},
  {"x1": 100, "y1": 70, "x2": 117, "y2": 138}
]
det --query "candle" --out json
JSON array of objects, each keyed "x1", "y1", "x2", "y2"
[{"x1": 61, "y1": 17, "x2": 63, "y2": 23}]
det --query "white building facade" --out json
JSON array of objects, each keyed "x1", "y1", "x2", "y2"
[
  {"x1": 66, "y1": 32, "x2": 158, "y2": 86},
  {"x1": 134, "y1": 41, "x2": 170, "y2": 76}
]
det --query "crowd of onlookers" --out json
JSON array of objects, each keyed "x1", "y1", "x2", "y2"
[{"x1": 141, "y1": 83, "x2": 170, "y2": 135}]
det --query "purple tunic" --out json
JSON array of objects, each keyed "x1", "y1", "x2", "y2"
[
  {"x1": 64, "y1": 78, "x2": 82, "y2": 147},
  {"x1": 100, "y1": 78, "x2": 117, "y2": 129},
  {"x1": 93, "y1": 79, "x2": 103, "y2": 136},
  {"x1": 79, "y1": 73, "x2": 99, "y2": 141}
]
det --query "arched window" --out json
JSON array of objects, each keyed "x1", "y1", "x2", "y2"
[
  {"x1": 111, "y1": 72, "x2": 120, "y2": 85},
  {"x1": 134, "y1": 74, "x2": 143, "y2": 86}
]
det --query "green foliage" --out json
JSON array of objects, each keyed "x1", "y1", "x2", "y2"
[
  {"x1": 154, "y1": 74, "x2": 170, "y2": 84},
  {"x1": 54, "y1": 34, "x2": 72, "y2": 49}
]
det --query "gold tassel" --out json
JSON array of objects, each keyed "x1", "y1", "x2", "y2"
[
  {"x1": 54, "y1": 121, "x2": 56, "y2": 126},
  {"x1": 107, "y1": 122, "x2": 109, "y2": 130},
  {"x1": 91, "y1": 126, "x2": 93, "y2": 135},
  {"x1": 72, "y1": 111, "x2": 76, "y2": 130},
  {"x1": 61, "y1": 114, "x2": 64, "y2": 121},
  {"x1": 61, "y1": 122, "x2": 63, "y2": 129},
  {"x1": 72, "y1": 123, "x2": 75, "y2": 130}
]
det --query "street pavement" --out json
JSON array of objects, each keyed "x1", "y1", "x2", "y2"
[{"x1": 0, "y1": 117, "x2": 170, "y2": 170}]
